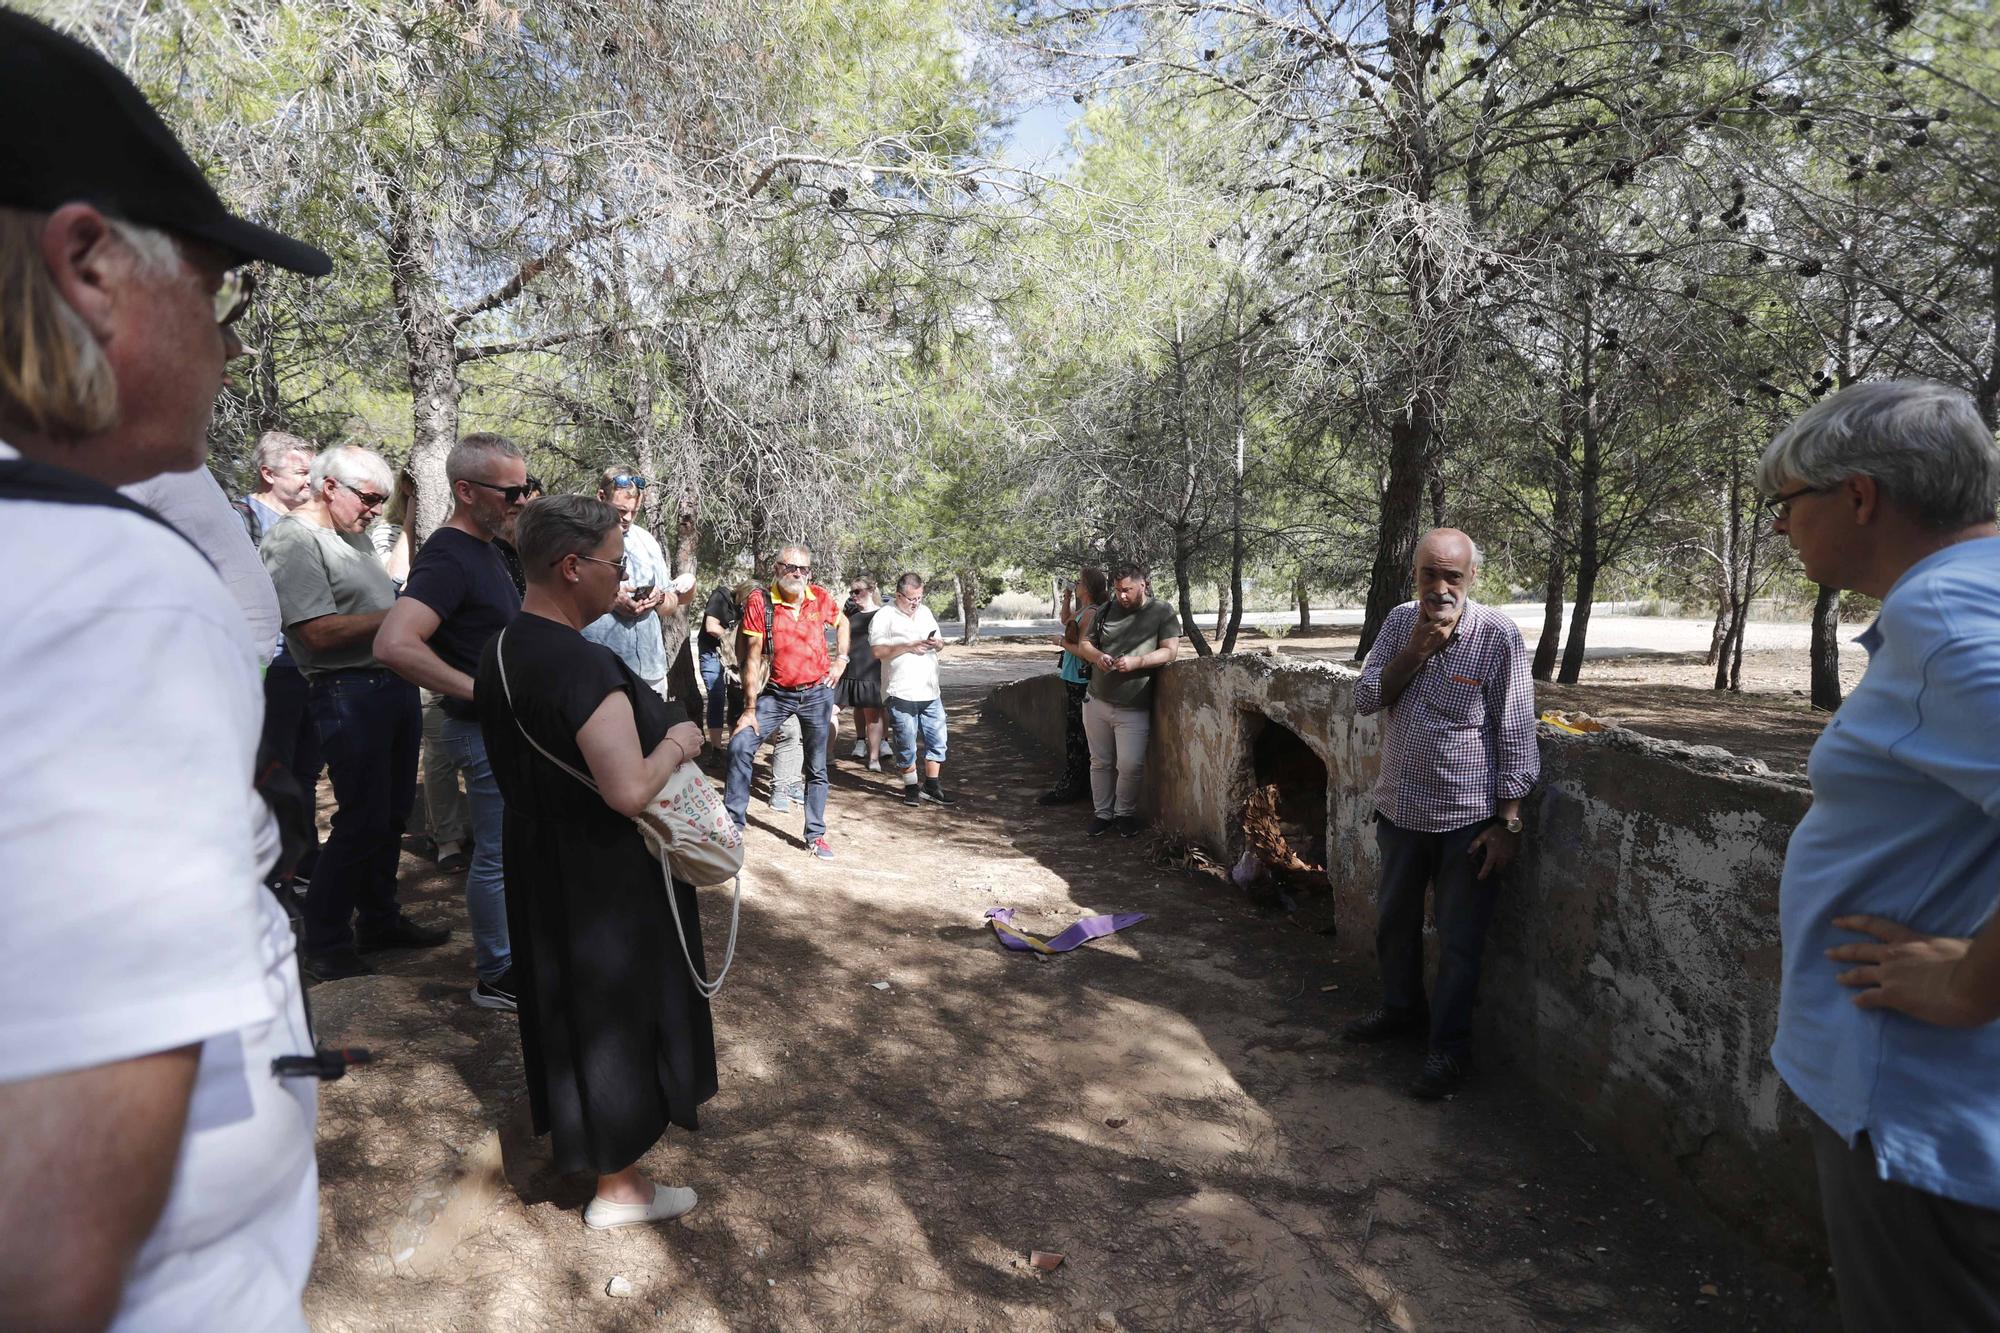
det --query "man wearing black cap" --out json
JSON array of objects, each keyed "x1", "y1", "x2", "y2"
[{"x1": 0, "y1": 12, "x2": 333, "y2": 1331}]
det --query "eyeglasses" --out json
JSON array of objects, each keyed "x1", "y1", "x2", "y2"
[
  {"x1": 214, "y1": 267, "x2": 256, "y2": 327},
  {"x1": 333, "y1": 477, "x2": 388, "y2": 510},
  {"x1": 465, "y1": 478, "x2": 534, "y2": 504},
  {"x1": 552, "y1": 553, "x2": 628, "y2": 578},
  {"x1": 849, "y1": 587, "x2": 868, "y2": 596},
  {"x1": 1762, "y1": 483, "x2": 1828, "y2": 520},
  {"x1": 776, "y1": 561, "x2": 811, "y2": 576},
  {"x1": 609, "y1": 474, "x2": 648, "y2": 490}
]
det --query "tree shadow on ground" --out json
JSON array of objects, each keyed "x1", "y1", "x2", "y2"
[{"x1": 301, "y1": 684, "x2": 1834, "y2": 1331}]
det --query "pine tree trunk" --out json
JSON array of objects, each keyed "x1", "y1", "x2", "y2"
[
  {"x1": 1810, "y1": 584, "x2": 1843, "y2": 711},
  {"x1": 1173, "y1": 530, "x2": 1212, "y2": 657},
  {"x1": 1295, "y1": 574, "x2": 1311, "y2": 630},
  {"x1": 956, "y1": 569, "x2": 980, "y2": 644},
  {"x1": 387, "y1": 185, "x2": 461, "y2": 546}
]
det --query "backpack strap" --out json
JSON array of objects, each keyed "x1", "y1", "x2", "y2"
[{"x1": 0, "y1": 456, "x2": 210, "y2": 567}]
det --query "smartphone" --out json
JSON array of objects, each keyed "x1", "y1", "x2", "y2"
[{"x1": 631, "y1": 584, "x2": 655, "y2": 599}]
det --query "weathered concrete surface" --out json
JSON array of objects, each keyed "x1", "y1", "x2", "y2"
[{"x1": 986, "y1": 658, "x2": 1824, "y2": 1264}]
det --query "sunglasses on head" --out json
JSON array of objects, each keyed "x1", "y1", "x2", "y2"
[
  {"x1": 609, "y1": 473, "x2": 648, "y2": 490},
  {"x1": 465, "y1": 478, "x2": 533, "y2": 504}
]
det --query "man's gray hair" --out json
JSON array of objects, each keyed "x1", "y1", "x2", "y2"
[
  {"x1": 309, "y1": 443, "x2": 392, "y2": 495},
  {"x1": 254, "y1": 429, "x2": 314, "y2": 475},
  {"x1": 516, "y1": 494, "x2": 619, "y2": 573},
  {"x1": 1758, "y1": 379, "x2": 2000, "y2": 531},
  {"x1": 446, "y1": 431, "x2": 524, "y2": 484},
  {"x1": 776, "y1": 542, "x2": 812, "y2": 565},
  {"x1": 1414, "y1": 528, "x2": 1481, "y2": 572}
]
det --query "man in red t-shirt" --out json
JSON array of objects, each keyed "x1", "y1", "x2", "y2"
[{"x1": 723, "y1": 544, "x2": 850, "y2": 859}]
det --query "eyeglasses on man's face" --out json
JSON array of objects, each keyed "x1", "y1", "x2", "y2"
[
  {"x1": 1762, "y1": 483, "x2": 1829, "y2": 521},
  {"x1": 333, "y1": 477, "x2": 388, "y2": 510},
  {"x1": 213, "y1": 266, "x2": 256, "y2": 327},
  {"x1": 466, "y1": 478, "x2": 533, "y2": 504},
  {"x1": 776, "y1": 561, "x2": 810, "y2": 576}
]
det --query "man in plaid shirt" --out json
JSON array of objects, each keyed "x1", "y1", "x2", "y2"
[{"x1": 1345, "y1": 528, "x2": 1540, "y2": 1098}]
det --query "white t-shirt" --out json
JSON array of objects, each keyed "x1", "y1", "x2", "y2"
[
  {"x1": 0, "y1": 442, "x2": 318, "y2": 1331},
  {"x1": 872, "y1": 600, "x2": 943, "y2": 702}
]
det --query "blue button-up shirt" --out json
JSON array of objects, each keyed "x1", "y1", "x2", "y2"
[
  {"x1": 580, "y1": 522, "x2": 669, "y2": 682},
  {"x1": 1354, "y1": 598, "x2": 1540, "y2": 832},
  {"x1": 1773, "y1": 537, "x2": 2000, "y2": 1209}
]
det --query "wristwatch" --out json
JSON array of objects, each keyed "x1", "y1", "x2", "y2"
[{"x1": 1503, "y1": 816, "x2": 1523, "y2": 834}]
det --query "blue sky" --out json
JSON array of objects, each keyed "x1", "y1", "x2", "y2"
[{"x1": 998, "y1": 95, "x2": 1081, "y2": 171}]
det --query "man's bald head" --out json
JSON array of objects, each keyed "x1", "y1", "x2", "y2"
[{"x1": 1413, "y1": 527, "x2": 1479, "y2": 625}]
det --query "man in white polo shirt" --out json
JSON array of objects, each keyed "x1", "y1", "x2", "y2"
[
  {"x1": 0, "y1": 14, "x2": 332, "y2": 1329},
  {"x1": 871, "y1": 571, "x2": 957, "y2": 808}
]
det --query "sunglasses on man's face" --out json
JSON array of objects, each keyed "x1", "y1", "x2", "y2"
[
  {"x1": 777, "y1": 561, "x2": 811, "y2": 576},
  {"x1": 333, "y1": 477, "x2": 389, "y2": 510},
  {"x1": 465, "y1": 478, "x2": 533, "y2": 504}
]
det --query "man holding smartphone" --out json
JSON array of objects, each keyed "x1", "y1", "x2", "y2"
[
  {"x1": 1347, "y1": 528, "x2": 1539, "y2": 1100},
  {"x1": 582, "y1": 467, "x2": 692, "y2": 697},
  {"x1": 872, "y1": 572, "x2": 955, "y2": 807}
]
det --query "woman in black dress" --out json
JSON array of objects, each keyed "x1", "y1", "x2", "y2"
[
  {"x1": 836, "y1": 577, "x2": 887, "y2": 769},
  {"x1": 475, "y1": 494, "x2": 718, "y2": 1230}
]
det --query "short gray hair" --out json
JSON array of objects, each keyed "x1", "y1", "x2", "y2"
[
  {"x1": 254, "y1": 430, "x2": 313, "y2": 475},
  {"x1": 1759, "y1": 379, "x2": 2000, "y2": 531},
  {"x1": 310, "y1": 443, "x2": 392, "y2": 495},
  {"x1": 446, "y1": 431, "x2": 524, "y2": 484},
  {"x1": 516, "y1": 494, "x2": 620, "y2": 574},
  {"x1": 776, "y1": 543, "x2": 812, "y2": 566}
]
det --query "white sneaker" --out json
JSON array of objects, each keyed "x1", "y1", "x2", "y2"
[
  {"x1": 583, "y1": 1184, "x2": 698, "y2": 1230},
  {"x1": 866, "y1": 758, "x2": 882, "y2": 772},
  {"x1": 851, "y1": 740, "x2": 867, "y2": 759}
]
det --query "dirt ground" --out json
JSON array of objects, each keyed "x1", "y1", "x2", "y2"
[
  {"x1": 949, "y1": 630, "x2": 1857, "y2": 774},
  {"x1": 302, "y1": 676, "x2": 1836, "y2": 1331}
]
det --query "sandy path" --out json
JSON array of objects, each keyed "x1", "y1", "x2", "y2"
[{"x1": 301, "y1": 687, "x2": 1830, "y2": 1330}]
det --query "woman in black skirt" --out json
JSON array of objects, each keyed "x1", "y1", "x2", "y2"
[
  {"x1": 476, "y1": 495, "x2": 718, "y2": 1230},
  {"x1": 837, "y1": 577, "x2": 887, "y2": 769}
]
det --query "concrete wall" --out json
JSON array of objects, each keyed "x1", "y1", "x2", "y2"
[{"x1": 985, "y1": 657, "x2": 1824, "y2": 1261}]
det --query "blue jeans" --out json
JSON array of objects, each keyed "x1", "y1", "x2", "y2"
[
  {"x1": 725, "y1": 685, "x2": 832, "y2": 841},
  {"x1": 304, "y1": 670, "x2": 419, "y2": 955},
  {"x1": 887, "y1": 696, "x2": 948, "y2": 775},
  {"x1": 436, "y1": 715, "x2": 511, "y2": 981},
  {"x1": 699, "y1": 648, "x2": 729, "y2": 730},
  {"x1": 1373, "y1": 814, "x2": 1501, "y2": 1060}
]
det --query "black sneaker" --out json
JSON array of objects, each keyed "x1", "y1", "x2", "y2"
[
  {"x1": 1086, "y1": 816, "x2": 1114, "y2": 838},
  {"x1": 355, "y1": 915, "x2": 451, "y2": 952},
  {"x1": 921, "y1": 778, "x2": 956, "y2": 806},
  {"x1": 1410, "y1": 1051, "x2": 1469, "y2": 1100},
  {"x1": 1341, "y1": 1007, "x2": 1429, "y2": 1044},
  {"x1": 903, "y1": 783, "x2": 923, "y2": 807},
  {"x1": 1116, "y1": 814, "x2": 1145, "y2": 838},
  {"x1": 472, "y1": 969, "x2": 519, "y2": 1012},
  {"x1": 303, "y1": 948, "x2": 373, "y2": 982}
]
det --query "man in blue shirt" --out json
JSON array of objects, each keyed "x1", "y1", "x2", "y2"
[{"x1": 1763, "y1": 378, "x2": 2000, "y2": 1329}]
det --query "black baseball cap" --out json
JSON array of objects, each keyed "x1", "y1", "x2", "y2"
[{"x1": 0, "y1": 10, "x2": 331, "y2": 276}]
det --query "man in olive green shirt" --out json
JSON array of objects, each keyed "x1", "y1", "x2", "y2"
[{"x1": 1077, "y1": 562, "x2": 1182, "y2": 838}]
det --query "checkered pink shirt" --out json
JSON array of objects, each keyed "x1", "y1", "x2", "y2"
[{"x1": 1354, "y1": 599, "x2": 1540, "y2": 832}]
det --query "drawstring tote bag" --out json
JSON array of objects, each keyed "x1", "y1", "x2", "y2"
[{"x1": 497, "y1": 627, "x2": 744, "y2": 997}]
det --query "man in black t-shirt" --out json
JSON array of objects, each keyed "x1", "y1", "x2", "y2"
[
  {"x1": 375, "y1": 433, "x2": 527, "y2": 1011},
  {"x1": 698, "y1": 582, "x2": 740, "y2": 748}
]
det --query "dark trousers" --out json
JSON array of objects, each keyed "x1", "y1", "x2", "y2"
[
  {"x1": 699, "y1": 649, "x2": 729, "y2": 730},
  {"x1": 1052, "y1": 679, "x2": 1090, "y2": 795},
  {"x1": 1812, "y1": 1117, "x2": 2000, "y2": 1331},
  {"x1": 303, "y1": 669, "x2": 420, "y2": 955},
  {"x1": 261, "y1": 659, "x2": 322, "y2": 879},
  {"x1": 1373, "y1": 814, "x2": 1501, "y2": 1059},
  {"x1": 724, "y1": 684, "x2": 832, "y2": 842}
]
